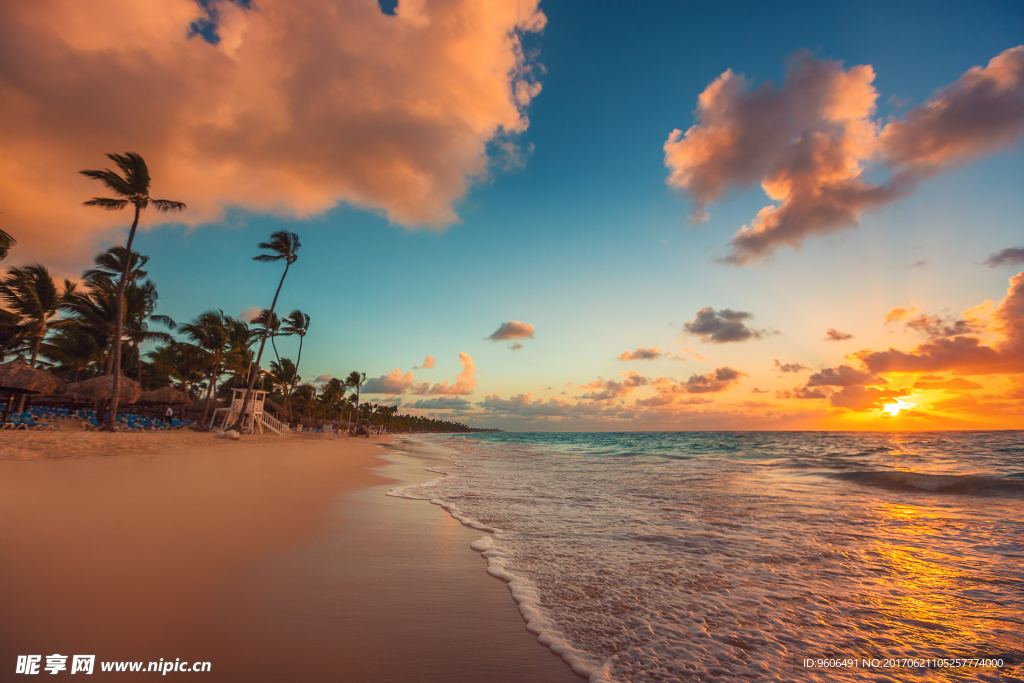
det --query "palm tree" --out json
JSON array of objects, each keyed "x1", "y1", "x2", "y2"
[
  {"x1": 345, "y1": 370, "x2": 366, "y2": 434},
  {"x1": 232, "y1": 231, "x2": 300, "y2": 431},
  {"x1": 0, "y1": 265, "x2": 67, "y2": 367},
  {"x1": 81, "y1": 152, "x2": 185, "y2": 430},
  {"x1": 0, "y1": 264, "x2": 70, "y2": 410},
  {"x1": 281, "y1": 310, "x2": 310, "y2": 418},
  {"x1": 180, "y1": 310, "x2": 231, "y2": 426},
  {"x1": 267, "y1": 358, "x2": 299, "y2": 407}
]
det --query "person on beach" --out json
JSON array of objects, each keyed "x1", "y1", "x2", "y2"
[{"x1": 165, "y1": 406, "x2": 173, "y2": 422}]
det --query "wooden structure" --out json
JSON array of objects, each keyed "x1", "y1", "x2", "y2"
[{"x1": 211, "y1": 388, "x2": 289, "y2": 435}]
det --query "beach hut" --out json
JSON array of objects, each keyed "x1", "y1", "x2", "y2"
[
  {"x1": 137, "y1": 386, "x2": 189, "y2": 404},
  {"x1": 137, "y1": 386, "x2": 189, "y2": 420},
  {"x1": 67, "y1": 375, "x2": 142, "y2": 405},
  {"x1": 0, "y1": 356, "x2": 66, "y2": 419}
]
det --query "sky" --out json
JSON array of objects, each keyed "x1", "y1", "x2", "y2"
[{"x1": 1, "y1": 0, "x2": 1023, "y2": 430}]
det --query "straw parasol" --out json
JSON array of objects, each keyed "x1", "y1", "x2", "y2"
[
  {"x1": 67, "y1": 375, "x2": 142, "y2": 404},
  {"x1": 137, "y1": 386, "x2": 189, "y2": 404},
  {"x1": 0, "y1": 356, "x2": 66, "y2": 396}
]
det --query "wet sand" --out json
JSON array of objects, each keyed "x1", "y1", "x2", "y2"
[{"x1": 0, "y1": 432, "x2": 582, "y2": 682}]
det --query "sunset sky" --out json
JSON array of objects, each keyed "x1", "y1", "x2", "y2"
[{"x1": 1, "y1": 0, "x2": 1022, "y2": 430}]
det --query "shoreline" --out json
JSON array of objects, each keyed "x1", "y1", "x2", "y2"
[{"x1": 0, "y1": 431, "x2": 582, "y2": 681}]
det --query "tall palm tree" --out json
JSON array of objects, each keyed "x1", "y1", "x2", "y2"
[
  {"x1": 81, "y1": 152, "x2": 185, "y2": 430},
  {"x1": 345, "y1": 370, "x2": 366, "y2": 434},
  {"x1": 281, "y1": 310, "x2": 310, "y2": 418},
  {"x1": 232, "y1": 231, "x2": 300, "y2": 431}
]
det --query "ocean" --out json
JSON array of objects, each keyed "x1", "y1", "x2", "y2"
[{"x1": 387, "y1": 431, "x2": 1024, "y2": 683}]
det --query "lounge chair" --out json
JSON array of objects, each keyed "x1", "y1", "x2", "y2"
[{"x1": 19, "y1": 413, "x2": 57, "y2": 430}]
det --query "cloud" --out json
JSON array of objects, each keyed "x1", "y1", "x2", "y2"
[
  {"x1": 773, "y1": 359, "x2": 809, "y2": 373},
  {"x1": 684, "y1": 308, "x2": 766, "y2": 343},
  {"x1": 487, "y1": 320, "x2": 535, "y2": 341},
  {"x1": 407, "y1": 397, "x2": 472, "y2": 411},
  {"x1": 0, "y1": 0, "x2": 546, "y2": 271},
  {"x1": 664, "y1": 47, "x2": 1024, "y2": 264},
  {"x1": 480, "y1": 393, "x2": 623, "y2": 419},
  {"x1": 750, "y1": 387, "x2": 770, "y2": 394},
  {"x1": 632, "y1": 367, "x2": 745, "y2": 409},
  {"x1": 856, "y1": 272, "x2": 1024, "y2": 376},
  {"x1": 509, "y1": 341, "x2": 524, "y2": 351},
  {"x1": 776, "y1": 386, "x2": 831, "y2": 400},
  {"x1": 856, "y1": 273, "x2": 1024, "y2": 376},
  {"x1": 577, "y1": 371, "x2": 650, "y2": 401},
  {"x1": 904, "y1": 313, "x2": 975, "y2": 338},
  {"x1": 885, "y1": 306, "x2": 919, "y2": 322},
  {"x1": 413, "y1": 355, "x2": 435, "y2": 370},
  {"x1": 806, "y1": 364, "x2": 886, "y2": 387},
  {"x1": 825, "y1": 328, "x2": 854, "y2": 341},
  {"x1": 412, "y1": 352, "x2": 477, "y2": 395},
  {"x1": 829, "y1": 386, "x2": 907, "y2": 412},
  {"x1": 363, "y1": 368, "x2": 416, "y2": 395},
  {"x1": 238, "y1": 306, "x2": 262, "y2": 322},
  {"x1": 985, "y1": 247, "x2": 1024, "y2": 268},
  {"x1": 619, "y1": 347, "x2": 663, "y2": 361},
  {"x1": 913, "y1": 377, "x2": 983, "y2": 391},
  {"x1": 313, "y1": 374, "x2": 332, "y2": 384}
]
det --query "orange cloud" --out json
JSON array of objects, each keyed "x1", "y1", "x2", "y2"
[
  {"x1": 0, "y1": 0, "x2": 546, "y2": 270},
  {"x1": 856, "y1": 273, "x2": 1024, "y2": 375},
  {"x1": 577, "y1": 371, "x2": 650, "y2": 401},
  {"x1": 664, "y1": 47, "x2": 1024, "y2": 264},
  {"x1": 634, "y1": 366, "x2": 746, "y2": 408},
  {"x1": 619, "y1": 347, "x2": 662, "y2": 361},
  {"x1": 825, "y1": 328, "x2": 854, "y2": 341},
  {"x1": 487, "y1": 320, "x2": 536, "y2": 340},
  {"x1": 412, "y1": 352, "x2": 477, "y2": 396},
  {"x1": 363, "y1": 368, "x2": 416, "y2": 395},
  {"x1": 413, "y1": 355, "x2": 435, "y2": 370}
]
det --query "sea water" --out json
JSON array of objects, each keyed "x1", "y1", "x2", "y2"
[{"x1": 387, "y1": 431, "x2": 1024, "y2": 682}]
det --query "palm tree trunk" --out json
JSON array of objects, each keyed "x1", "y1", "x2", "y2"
[
  {"x1": 16, "y1": 332, "x2": 45, "y2": 413},
  {"x1": 232, "y1": 262, "x2": 289, "y2": 431},
  {"x1": 102, "y1": 204, "x2": 140, "y2": 431},
  {"x1": 284, "y1": 335, "x2": 303, "y2": 421},
  {"x1": 201, "y1": 368, "x2": 220, "y2": 427}
]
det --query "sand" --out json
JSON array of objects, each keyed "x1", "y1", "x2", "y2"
[{"x1": 0, "y1": 430, "x2": 582, "y2": 682}]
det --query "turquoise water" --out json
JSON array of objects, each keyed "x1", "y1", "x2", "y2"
[{"x1": 390, "y1": 431, "x2": 1024, "y2": 682}]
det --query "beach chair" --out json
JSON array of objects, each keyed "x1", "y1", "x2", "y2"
[
  {"x1": 20, "y1": 412, "x2": 57, "y2": 430},
  {"x1": 1, "y1": 414, "x2": 25, "y2": 430},
  {"x1": 83, "y1": 416, "x2": 102, "y2": 430}
]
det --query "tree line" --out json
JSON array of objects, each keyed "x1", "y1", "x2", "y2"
[{"x1": 0, "y1": 152, "x2": 482, "y2": 434}]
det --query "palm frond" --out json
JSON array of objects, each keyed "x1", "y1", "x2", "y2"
[
  {"x1": 79, "y1": 168, "x2": 134, "y2": 197},
  {"x1": 150, "y1": 313, "x2": 177, "y2": 330},
  {"x1": 0, "y1": 228, "x2": 16, "y2": 261},
  {"x1": 253, "y1": 253, "x2": 284, "y2": 262},
  {"x1": 83, "y1": 197, "x2": 130, "y2": 211},
  {"x1": 109, "y1": 152, "x2": 151, "y2": 194},
  {"x1": 151, "y1": 199, "x2": 187, "y2": 213}
]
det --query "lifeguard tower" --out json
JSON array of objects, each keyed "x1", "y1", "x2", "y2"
[{"x1": 211, "y1": 388, "x2": 289, "y2": 435}]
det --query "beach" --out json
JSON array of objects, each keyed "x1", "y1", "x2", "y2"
[{"x1": 0, "y1": 430, "x2": 581, "y2": 682}]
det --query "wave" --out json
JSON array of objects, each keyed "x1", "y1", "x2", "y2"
[
  {"x1": 385, "y1": 446, "x2": 615, "y2": 683},
  {"x1": 830, "y1": 470, "x2": 1024, "y2": 496}
]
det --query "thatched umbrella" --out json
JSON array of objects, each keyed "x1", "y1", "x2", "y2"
[
  {"x1": 0, "y1": 356, "x2": 66, "y2": 418},
  {"x1": 137, "y1": 386, "x2": 189, "y2": 404},
  {"x1": 67, "y1": 375, "x2": 142, "y2": 404},
  {"x1": 0, "y1": 356, "x2": 65, "y2": 395}
]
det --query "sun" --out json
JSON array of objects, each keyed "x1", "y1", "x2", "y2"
[{"x1": 882, "y1": 398, "x2": 912, "y2": 416}]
